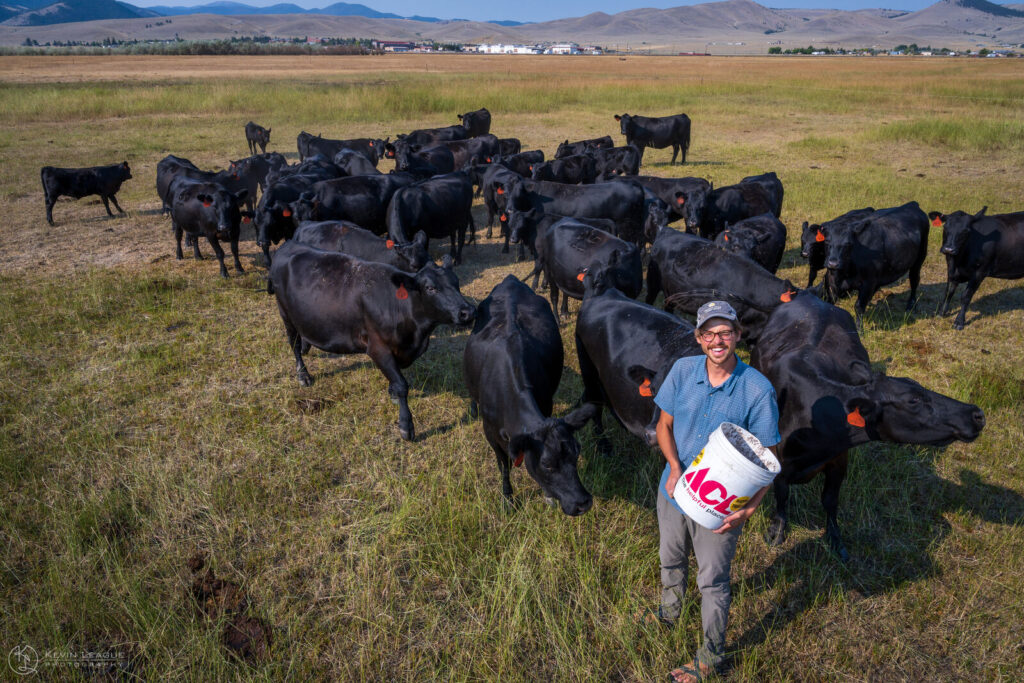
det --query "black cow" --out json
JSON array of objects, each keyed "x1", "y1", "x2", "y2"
[
  {"x1": 488, "y1": 150, "x2": 544, "y2": 179},
  {"x1": 714, "y1": 213, "x2": 787, "y2": 274},
  {"x1": 534, "y1": 217, "x2": 642, "y2": 320},
  {"x1": 799, "y1": 208, "x2": 875, "y2": 288},
  {"x1": 498, "y1": 137, "x2": 522, "y2": 156},
  {"x1": 293, "y1": 221, "x2": 429, "y2": 272},
  {"x1": 508, "y1": 211, "x2": 617, "y2": 285},
  {"x1": 576, "y1": 271, "x2": 702, "y2": 447},
  {"x1": 254, "y1": 173, "x2": 322, "y2": 270},
  {"x1": 531, "y1": 155, "x2": 597, "y2": 185},
  {"x1": 42, "y1": 161, "x2": 132, "y2": 226},
  {"x1": 267, "y1": 154, "x2": 341, "y2": 185},
  {"x1": 478, "y1": 163, "x2": 520, "y2": 233},
  {"x1": 392, "y1": 125, "x2": 469, "y2": 150},
  {"x1": 500, "y1": 176, "x2": 647, "y2": 248},
  {"x1": 228, "y1": 153, "x2": 288, "y2": 194},
  {"x1": 245, "y1": 121, "x2": 271, "y2": 155},
  {"x1": 590, "y1": 145, "x2": 641, "y2": 178},
  {"x1": 386, "y1": 172, "x2": 476, "y2": 264},
  {"x1": 332, "y1": 149, "x2": 381, "y2": 177},
  {"x1": 464, "y1": 275, "x2": 596, "y2": 515},
  {"x1": 167, "y1": 176, "x2": 248, "y2": 278},
  {"x1": 822, "y1": 201, "x2": 929, "y2": 325},
  {"x1": 751, "y1": 291, "x2": 985, "y2": 560},
  {"x1": 554, "y1": 136, "x2": 614, "y2": 159},
  {"x1": 438, "y1": 134, "x2": 500, "y2": 170},
  {"x1": 297, "y1": 132, "x2": 385, "y2": 165},
  {"x1": 700, "y1": 178, "x2": 778, "y2": 240},
  {"x1": 612, "y1": 175, "x2": 711, "y2": 233},
  {"x1": 646, "y1": 226, "x2": 798, "y2": 343},
  {"x1": 395, "y1": 144, "x2": 456, "y2": 176},
  {"x1": 740, "y1": 172, "x2": 783, "y2": 217},
  {"x1": 614, "y1": 113, "x2": 691, "y2": 165},
  {"x1": 457, "y1": 107, "x2": 492, "y2": 137},
  {"x1": 269, "y1": 241, "x2": 475, "y2": 441},
  {"x1": 931, "y1": 207, "x2": 1024, "y2": 330},
  {"x1": 288, "y1": 174, "x2": 417, "y2": 235}
]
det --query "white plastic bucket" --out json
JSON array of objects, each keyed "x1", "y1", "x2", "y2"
[{"x1": 673, "y1": 422, "x2": 780, "y2": 530}]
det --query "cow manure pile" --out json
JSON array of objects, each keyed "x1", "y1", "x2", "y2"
[{"x1": 188, "y1": 554, "x2": 272, "y2": 663}]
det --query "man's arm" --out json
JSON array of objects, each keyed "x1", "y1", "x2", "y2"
[
  {"x1": 657, "y1": 409, "x2": 682, "y2": 497},
  {"x1": 713, "y1": 445, "x2": 778, "y2": 535}
]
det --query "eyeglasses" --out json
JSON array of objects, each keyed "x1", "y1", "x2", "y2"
[{"x1": 698, "y1": 329, "x2": 736, "y2": 343}]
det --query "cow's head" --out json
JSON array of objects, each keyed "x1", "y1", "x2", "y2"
[
  {"x1": 868, "y1": 374, "x2": 985, "y2": 446},
  {"x1": 505, "y1": 205, "x2": 535, "y2": 245},
  {"x1": 506, "y1": 403, "x2": 598, "y2": 516},
  {"x1": 392, "y1": 231, "x2": 430, "y2": 272},
  {"x1": 198, "y1": 189, "x2": 245, "y2": 240},
  {"x1": 673, "y1": 190, "x2": 706, "y2": 233},
  {"x1": 644, "y1": 197, "x2": 670, "y2": 245},
  {"x1": 404, "y1": 256, "x2": 476, "y2": 326},
  {"x1": 825, "y1": 219, "x2": 865, "y2": 272},
  {"x1": 717, "y1": 226, "x2": 768, "y2": 260},
  {"x1": 800, "y1": 221, "x2": 826, "y2": 259},
  {"x1": 593, "y1": 247, "x2": 643, "y2": 300},
  {"x1": 119, "y1": 161, "x2": 132, "y2": 180},
  {"x1": 938, "y1": 207, "x2": 985, "y2": 257},
  {"x1": 615, "y1": 113, "x2": 633, "y2": 136},
  {"x1": 530, "y1": 161, "x2": 551, "y2": 181},
  {"x1": 288, "y1": 193, "x2": 318, "y2": 225}
]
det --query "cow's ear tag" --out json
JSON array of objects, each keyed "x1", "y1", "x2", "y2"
[
  {"x1": 638, "y1": 378, "x2": 653, "y2": 397},
  {"x1": 500, "y1": 214, "x2": 507, "y2": 222},
  {"x1": 242, "y1": 216, "x2": 251, "y2": 223},
  {"x1": 723, "y1": 234, "x2": 730, "y2": 242},
  {"x1": 847, "y1": 406, "x2": 866, "y2": 428},
  {"x1": 496, "y1": 187, "x2": 504, "y2": 195},
  {"x1": 576, "y1": 270, "x2": 587, "y2": 282},
  {"x1": 513, "y1": 452, "x2": 525, "y2": 467},
  {"x1": 487, "y1": 157, "x2": 493, "y2": 163},
  {"x1": 396, "y1": 284, "x2": 409, "y2": 300},
  {"x1": 815, "y1": 229, "x2": 825, "y2": 242},
  {"x1": 368, "y1": 141, "x2": 374, "y2": 147},
  {"x1": 932, "y1": 216, "x2": 943, "y2": 227},
  {"x1": 282, "y1": 209, "x2": 292, "y2": 217},
  {"x1": 386, "y1": 239, "x2": 395, "y2": 249},
  {"x1": 202, "y1": 200, "x2": 212, "y2": 208},
  {"x1": 780, "y1": 290, "x2": 795, "y2": 303},
  {"x1": 676, "y1": 196, "x2": 685, "y2": 206}
]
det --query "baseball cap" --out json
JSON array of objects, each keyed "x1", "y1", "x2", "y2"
[{"x1": 695, "y1": 300, "x2": 739, "y2": 329}]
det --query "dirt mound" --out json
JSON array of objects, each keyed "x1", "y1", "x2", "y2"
[{"x1": 188, "y1": 554, "x2": 272, "y2": 663}]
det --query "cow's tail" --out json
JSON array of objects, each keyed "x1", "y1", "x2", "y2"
[{"x1": 664, "y1": 288, "x2": 776, "y2": 314}]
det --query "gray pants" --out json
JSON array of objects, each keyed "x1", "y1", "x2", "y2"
[{"x1": 657, "y1": 492, "x2": 741, "y2": 670}]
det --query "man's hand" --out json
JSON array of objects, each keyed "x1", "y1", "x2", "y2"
[
  {"x1": 665, "y1": 468, "x2": 682, "y2": 498},
  {"x1": 714, "y1": 507, "x2": 753, "y2": 534}
]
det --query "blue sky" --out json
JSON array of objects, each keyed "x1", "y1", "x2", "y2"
[{"x1": 130, "y1": 1, "x2": 957, "y2": 24}]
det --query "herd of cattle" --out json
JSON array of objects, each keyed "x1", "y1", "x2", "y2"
[{"x1": 40, "y1": 107, "x2": 1017, "y2": 559}]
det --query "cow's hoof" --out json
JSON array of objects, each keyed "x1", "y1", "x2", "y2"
[
  {"x1": 297, "y1": 372, "x2": 313, "y2": 387},
  {"x1": 826, "y1": 535, "x2": 851, "y2": 563},
  {"x1": 953, "y1": 321, "x2": 965, "y2": 331},
  {"x1": 542, "y1": 496, "x2": 558, "y2": 508},
  {"x1": 399, "y1": 425, "x2": 414, "y2": 441},
  {"x1": 500, "y1": 247, "x2": 509, "y2": 254},
  {"x1": 765, "y1": 519, "x2": 787, "y2": 547}
]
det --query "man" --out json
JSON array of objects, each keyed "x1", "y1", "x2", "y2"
[{"x1": 653, "y1": 300, "x2": 780, "y2": 683}]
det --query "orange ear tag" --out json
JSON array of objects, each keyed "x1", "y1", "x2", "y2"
[
  {"x1": 932, "y1": 216, "x2": 943, "y2": 227},
  {"x1": 780, "y1": 290, "x2": 794, "y2": 303},
  {"x1": 368, "y1": 141, "x2": 374, "y2": 147},
  {"x1": 676, "y1": 196, "x2": 685, "y2": 206},
  {"x1": 282, "y1": 209, "x2": 292, "y2": 217},
  {"x1": 577, "y1": 272, "x2": 586, "y2": 282},
  {"x1": 202, "y1": 201, "x2": 212, "y2": 208},
  {"x1": 513, "y1": 452, "x2": 524, "y2": 467},
  {"x1": 396, "y1": 284, "x2": 409, "y2": 300},
  {"x1": 723, "y1": 234, "x2": 730, "y2": 242},
  {"x1": 386, "y1": 240, "x2": 395, "y2": 249},
  {"x1": 815, "y1": 229, "x2": 825, "y2": 242},
  {"x1": 242, "y1": 216, "x2": 251, "y2": 223},
  {"x1": 847, "y1": 406, "x2": 866, "y2": 427},
  {"x1": 500, "y1": 214, "x2": 507, "y2": 222},
  {"x1": 496, "y1": 187, "x2": 504, "y2": 195},
  {"x1": 639, "y1": 378, "x2": 653, "y2": 397},
  {"x1": 487, "y1": 157, "x2": 492, "y2": 163}
]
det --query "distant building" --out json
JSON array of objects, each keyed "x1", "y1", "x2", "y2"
[
  {"x1": 547, "y1": 43, "x2": 580, "y2": 55},
  {"x1": 476, "y1": 44, "x2": 541, "y2": 54},
  {"x1": 374, "y1": 40, "x2": 416, "y2": 52}
]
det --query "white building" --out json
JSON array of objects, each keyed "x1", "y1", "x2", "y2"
[
  {"x1": 546, "y1": 43, "x2": 580, "y2": 55},
  {"x1": 476, "y1": 44, "x2": 541, "y2": 54}
]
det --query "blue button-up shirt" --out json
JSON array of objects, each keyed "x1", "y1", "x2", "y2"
[{"x1": 654, "y1": 354, "x2": 781, "y2": 515}]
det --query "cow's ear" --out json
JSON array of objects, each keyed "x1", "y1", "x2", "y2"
[
  {"x1": 756, "y1": 231, "x2": 771, "y2": 243},
  {"x1": 844, "y1": 397, "x2": 876, "y2": 428},
  {"x1": 674, "y1": 191, "x2": 686, "y2": 206},
  {"x1": 562, "y1": 402, "x2": 599, "y2": 431},
  {"x1": 441, "y1": 254, "x2": 454, "y2": 269},
  {"x1": 927, "y1": 211, "x2": 945, "y2": 227},
  {"x1": 413, "y1": 230, "x2": 428, "y2": 246},
  {"x1": 507, "y1": 434, "x2": 536, "y2": 468},
  {"x1": 627, "y1": 365, "x2": 658, "y2": 397},
  {"x1": 122, "y1": 161, "x2": 129, "y2": 168},
  {"x1": 852, "y1": 219, "x2": 870, "y2": 234},
  {"x1": 847, "y1": 359, "x2": 873, "y2": 385},
  {"x1": 267, "y1": 127, "x2": 271, "y2": 133},
  {"x1": 614, "y1": 114, "x2": 621, "y2": 121},
  {"x1": 390, "y1": 272, "x2": 419, "y2": 296},
  {"x1": 974, "y1": 206, "x2": 987, "y2": 220},
  {"x1": 607, "y1": 249, "x2": 621, "y2": 266},
  {"x1": 801, "y1": 220, "x2": 809, "y2": 231}
]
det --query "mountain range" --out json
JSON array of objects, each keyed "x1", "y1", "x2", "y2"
[{"x1": 2, "y1": 0, "x2": 1023, "y2": 49}]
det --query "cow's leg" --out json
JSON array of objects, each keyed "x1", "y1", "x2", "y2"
[
  {"x1": 45, "y1": 194, "x2": 56, "y2": 226},
  {"x1": 230, "y1": 236, "x2": 244, "y2": 274},
  {"x1": 821, "y1": 452, "x2": 850, "y2": 562},
  {"x1": 258, "y1": 141, "x2": 266, "y2": 155},
  {"x1": 549, "y1": 279, "x2": 561, "y2": 321},
  {"x1": 467, "y1": 212, "x2": 476, "y2": 246},
  {"x1": 559, "y1": 292, "x2": 569, "y2": 319},
  {"x1": 485, "y1": 433, "x2": 514, "y2": 501},
  {"x1": 766, "y1": 477, "x2": 790, "y2": 546},
  {"x1": 206, "y1": 235, "x2": 229, "y2": 278},
  {"x1": 109, "y1": 194, "x2": 125, "y2": 214},
  {"x1": 645, "y1": 259, "x2": 662, "y2": 306},
  {"x1": 670, "y1": 143, "x2": 679, "y2": 165},
  {"x1": 953, "y1": 277, "x2": 984, "y2": 330},
  {"x1": 906, "y1": 264, "x2": 922, "y2": 312},
  {"x1": 501, "y1": 231, "x2": 510, "y2": 254},
  {"x1": 366, "y1": 337, "x2": 414, "y2": 441},
  {"x1": 101, "y1": 195, "x2": 115, "y2": 217},
  {"x1": 174, "y1": 223, "x2": 184, "y2": 260},
  {"x1": 190, "y1": 232, "x2": 203, "y2": 260},
  {"x1": 278, "y1": 304, "x2": 313, "y2": 387},
  {"x1": 854, "y1": 286, "x2": 871, "y2": 328},
  {"x1": 807, "y1": 266, "x2": 818, "y2": 289},
  {"x1": 939, "y1": 279, "x2": 959, "y2": 317}
]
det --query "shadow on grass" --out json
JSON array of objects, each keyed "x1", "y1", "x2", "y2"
[{"x1": 733, "y1": 457, "x2": 1024, "y2": 656}]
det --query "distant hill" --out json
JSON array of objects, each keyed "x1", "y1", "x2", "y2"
[
  {"x1": 146, "y1": 2, "x2": 408, "y2": 19},
  {"x1": 2, "y1": 0, "x2": 157, "y2": 26},
  {"x1": 1, "y1": 0, "x2": 1022, "y2": 48}
]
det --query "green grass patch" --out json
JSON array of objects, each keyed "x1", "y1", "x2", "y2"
[{"x1": 872, "y1": 117, "x2": 1024, "y2": 152}]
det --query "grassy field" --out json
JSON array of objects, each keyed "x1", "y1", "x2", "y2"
[{"x1": 1, "y1": 55, "x2": 1023, "y2": 681}]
